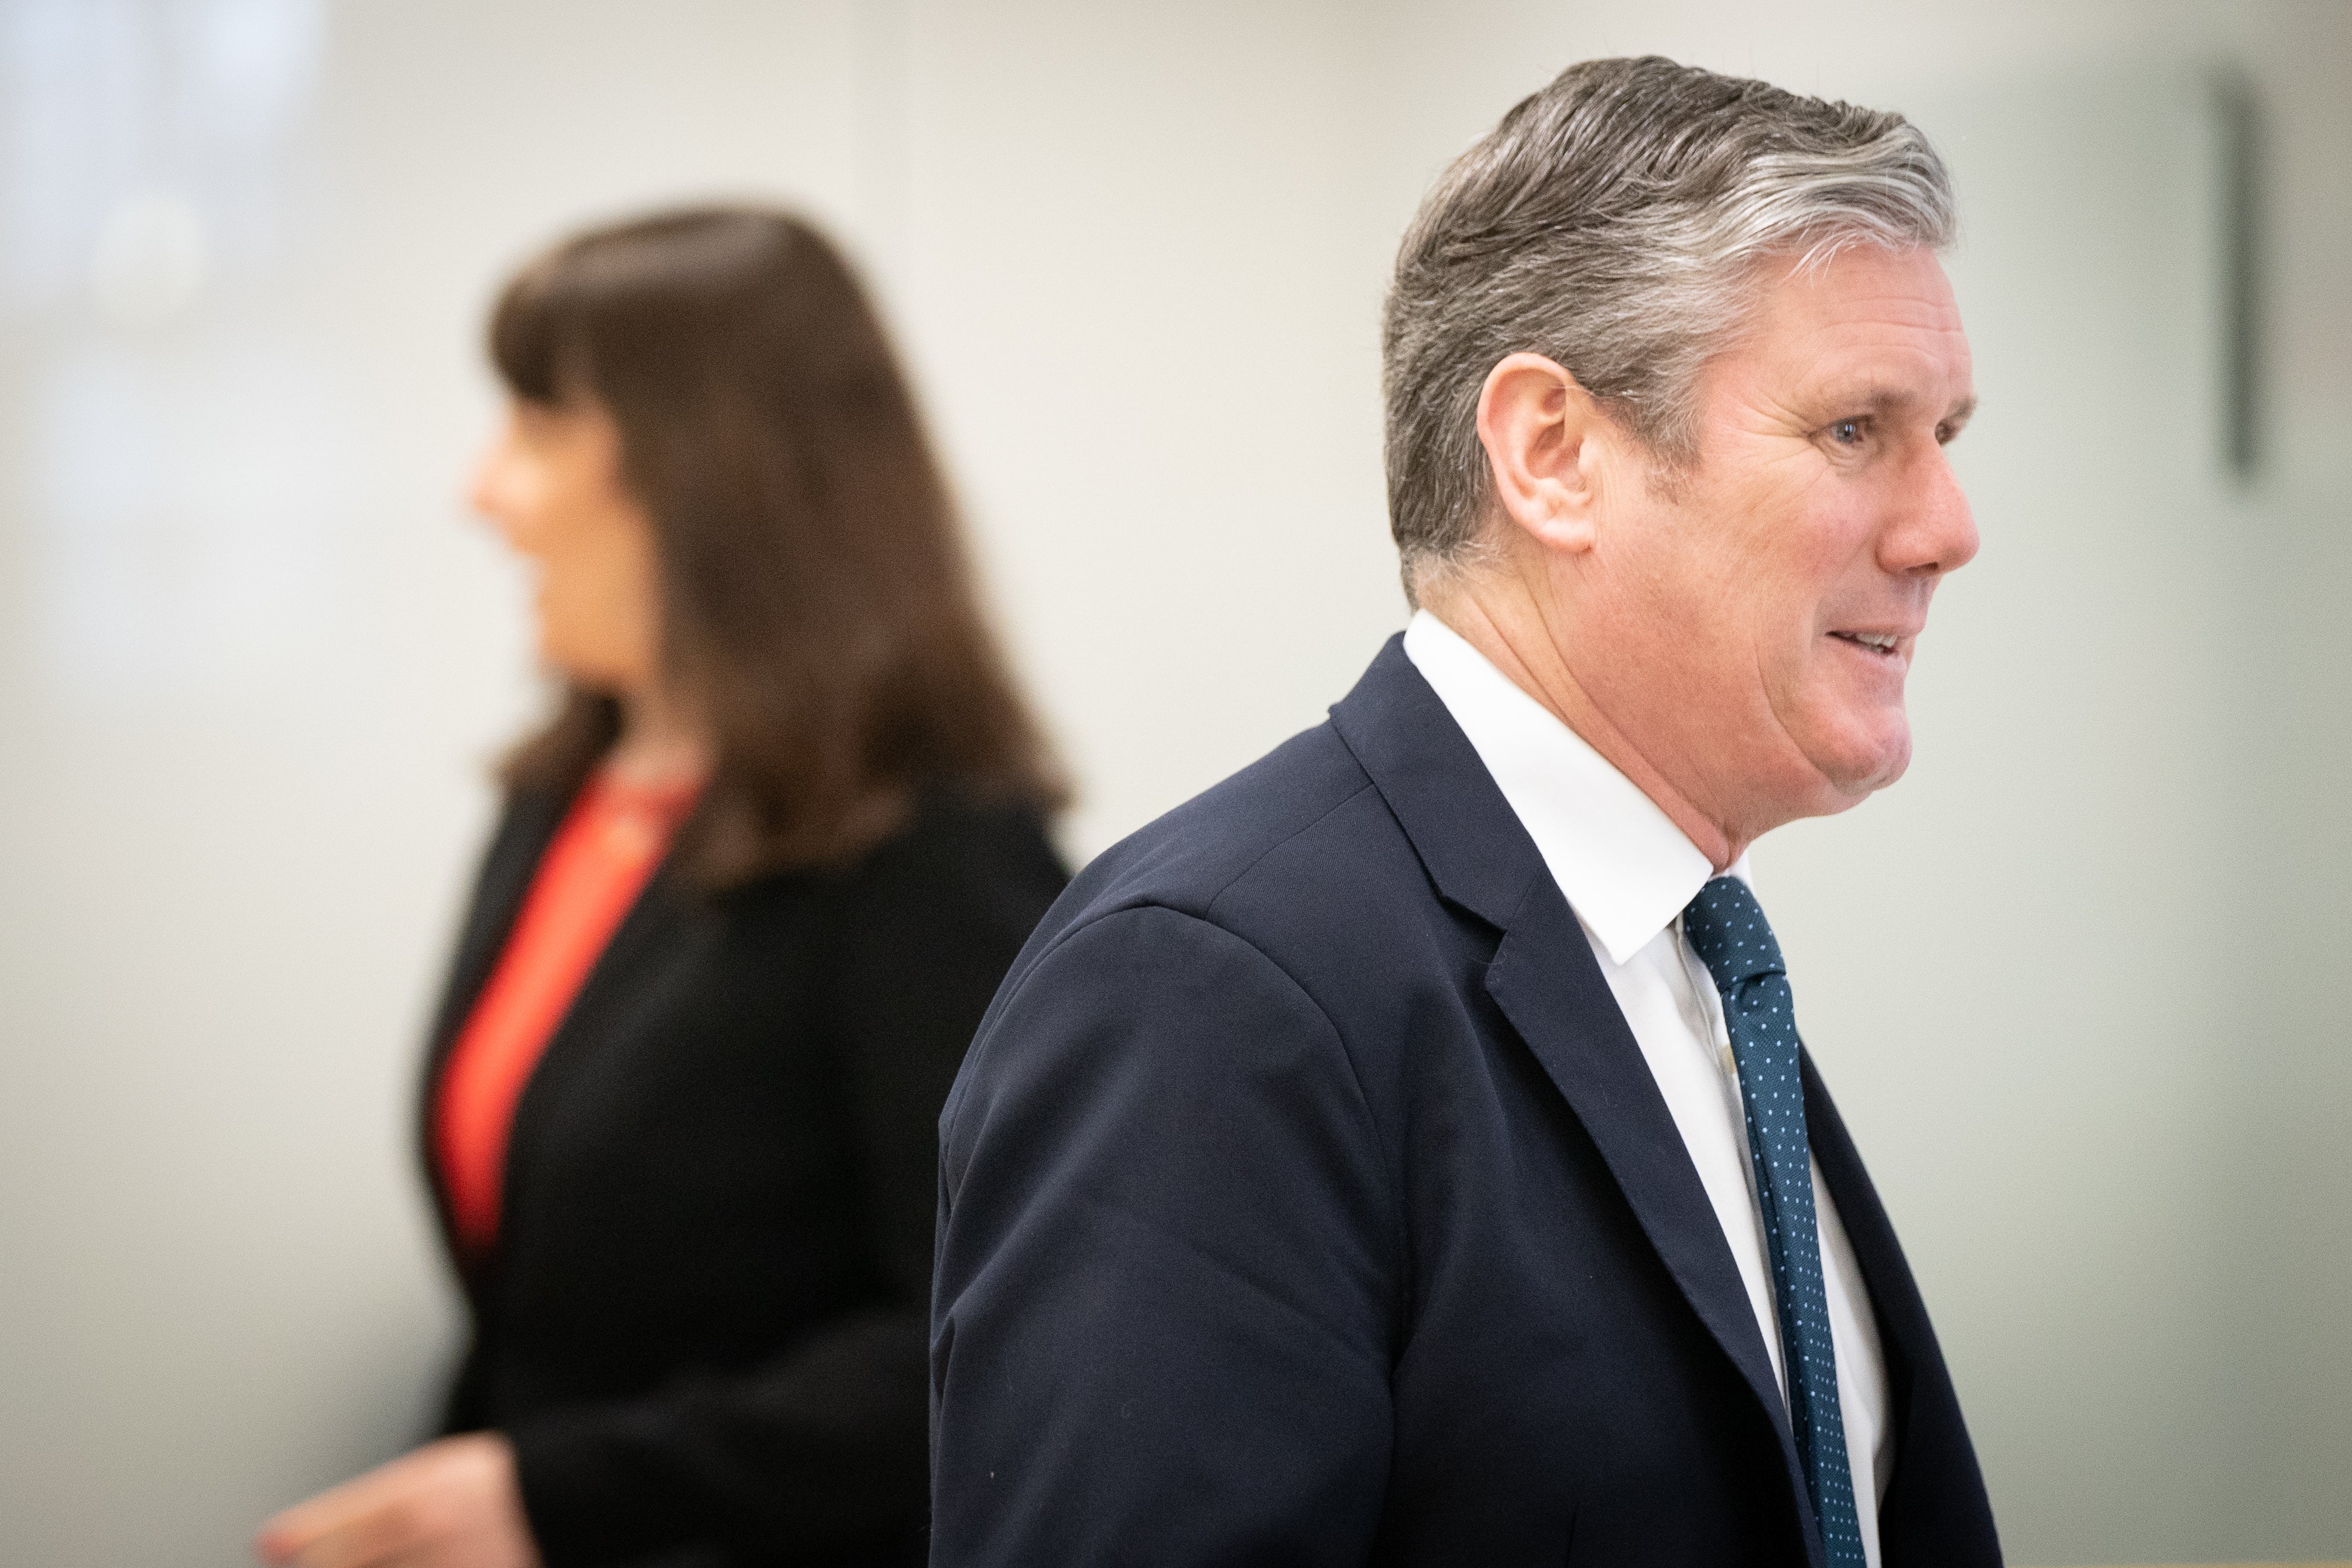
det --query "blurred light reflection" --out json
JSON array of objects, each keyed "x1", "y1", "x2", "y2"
[{"x1": 4, "y1": 0, "x2": 346, "y2": 708}]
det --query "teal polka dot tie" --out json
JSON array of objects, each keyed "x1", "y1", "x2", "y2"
[{"x1": 1681, "y1": 876, "x2": 1865, "y2": 1567}]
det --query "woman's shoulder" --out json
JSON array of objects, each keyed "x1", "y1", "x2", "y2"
[
  {"x1": 842, "y1": 790, "x2": 1068, "y2": 910},
  {"x1": 720, "y1": 788, "x2": 1068, "y2": 918},
  {"x1": 896, "y1": 788, "x2": 1062, "y2": 860},
  {"x1": 706, "y1": 793, "x2": 1070, "y2": 998}
]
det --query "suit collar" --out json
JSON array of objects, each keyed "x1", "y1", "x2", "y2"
[
  {"x1": 1400, "y1": 610, "x2": 1744, "y2": 966},
  {"x1": 1326, "y1": 635, "x2": 1545, "y2": 931},
  {"x1": 1331, "y1": 636, "x2": 1825, "y2": 1564},
  {"x1": 419, "y1": 781, "x2": 707, "y2": 1285}
]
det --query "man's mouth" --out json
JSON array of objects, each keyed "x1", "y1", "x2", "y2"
[{"x1": 1830, "y1": 630, "x2": 1904, "y2": 657}]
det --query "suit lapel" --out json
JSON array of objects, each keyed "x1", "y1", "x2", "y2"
[
  {"x1": 494, "y1": 856, "x2": 705, "y2": 1244},
  {"x1": 418, "y1": 789, "x2": 568, "y2": 1243},
  {"x1": 1805, "y1": 1054, "x2": 2002, "y2": 1556},
  {"x1": 1331, "y1": 637, "x2": 1819, "y2": 1561},
  {"x1": 1485, "y1": 889, "x2": 1814, "y2": 1518},
  {"x1": 1803, "y1": 1052, "x2": 1926, "y2": 1479},
  {"x1": 418, "y1": 783, "x2": 707, "y2": 1278}
]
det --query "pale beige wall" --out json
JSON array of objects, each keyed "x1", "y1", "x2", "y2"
[{"x1": 0, "y1": 2, "x2": 2343, "y2": 1563}]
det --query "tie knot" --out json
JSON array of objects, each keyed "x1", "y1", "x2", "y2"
[{"x1": 1680, "y1": 875, "x2": 1785, "y2": 989}]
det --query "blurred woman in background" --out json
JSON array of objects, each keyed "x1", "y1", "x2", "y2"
[{"x1": 256, "y1": 207, "x2": 1068, "y2": 1568}]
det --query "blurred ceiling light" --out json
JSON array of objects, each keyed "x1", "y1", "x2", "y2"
[{"x1": 88, "y1": 188, "x2": 209, "y2": 328}]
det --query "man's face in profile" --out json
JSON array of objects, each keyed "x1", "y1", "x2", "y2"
[{"x1": 1576, "y1": 245, "x2": 1980, "y2": 826}]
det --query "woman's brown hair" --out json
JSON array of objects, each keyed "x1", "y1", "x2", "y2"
[{"x1": 488, "y1": 206, "x2": 1066, "y2": 884}]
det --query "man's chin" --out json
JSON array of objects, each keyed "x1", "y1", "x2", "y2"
[
  {"x1": 1826, "y1": 736, "x2": 1913, "y2": 802},
  {"x1": 1769, "y1": 698, "x2": 1912, "y2": 815},
  {"x1": 1793, "y1": 714, "x2": 1914, "y2": 810}
]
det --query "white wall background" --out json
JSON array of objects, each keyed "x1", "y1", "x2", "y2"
[{"x1": 0, "y1": 2, "x2": 2344, "y2": 1563}]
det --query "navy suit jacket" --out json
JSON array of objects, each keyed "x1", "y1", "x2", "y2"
[{"x1": 931, "y1": 639, "x2": 2000, "y2": 1567}]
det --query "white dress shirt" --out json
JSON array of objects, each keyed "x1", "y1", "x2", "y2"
[{"x1": 1403, "y1": 610, "x2": 1893, "y2": 1565}]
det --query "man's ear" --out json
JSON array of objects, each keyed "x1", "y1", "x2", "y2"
[{"x1": 1475, "y1": 353, "x2": 1609, "y2": 556}]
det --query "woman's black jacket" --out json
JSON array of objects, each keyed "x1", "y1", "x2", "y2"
[{"x1": 419, "y1": 785, "x2": 1067, "y2": 1567}]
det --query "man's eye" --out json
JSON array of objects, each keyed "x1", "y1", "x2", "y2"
[{"x1": 1830, "y1": 418, "x2": 1866, "y2": 445}]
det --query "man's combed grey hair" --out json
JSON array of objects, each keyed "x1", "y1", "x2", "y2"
[{"x1": 1383, "y1": 56, "x2": 1956, "y2": 601}]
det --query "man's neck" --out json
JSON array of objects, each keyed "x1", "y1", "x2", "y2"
[{"x1": 1415, "y1": 578, "x2": 1746, "y2": 872}]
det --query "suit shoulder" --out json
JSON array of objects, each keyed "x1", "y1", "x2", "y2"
[
  {"x1": 1017, "y1": 718, "x2": 1445, "y2": 1021},
  {"x1": 1064, "y1": 719, "x2": 1392, "y2": 921}
]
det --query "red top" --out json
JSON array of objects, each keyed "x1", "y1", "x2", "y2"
[{"x1": 433, "y1": 769, "x2": 701, "y2": 1260}]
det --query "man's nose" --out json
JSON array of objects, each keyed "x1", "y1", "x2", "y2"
[{"x1": 1884, "y1": 445, "x2": 1979, "y2": 578}]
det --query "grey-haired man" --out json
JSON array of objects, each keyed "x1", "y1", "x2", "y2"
[{"x1": 931, "y1": 57, "x2": 2000, "y2": 1568}]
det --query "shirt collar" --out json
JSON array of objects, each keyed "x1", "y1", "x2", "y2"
[{"x1": 1401, "y1": 609, "x2": 1750, "y2": 967}]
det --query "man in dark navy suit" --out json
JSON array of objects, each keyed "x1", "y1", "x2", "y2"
[{"x1": 931, "y1": 57, "x2": 2000, "y2": 1567}]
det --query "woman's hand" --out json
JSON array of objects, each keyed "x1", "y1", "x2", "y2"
[{"x1": 255, "y1": 1432, "x2": 542, "y2": 1568}]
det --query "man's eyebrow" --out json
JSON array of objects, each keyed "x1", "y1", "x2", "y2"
[{"x1": 1817, "y1": 383, "x2": 1977, "y2": 425}]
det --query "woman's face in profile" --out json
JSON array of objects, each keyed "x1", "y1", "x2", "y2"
[{"x1": 469, "y1": 397, "x2": 663, "y2": 694}]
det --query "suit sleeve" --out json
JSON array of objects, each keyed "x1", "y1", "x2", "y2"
[
  {"x1": 930, "y1": 904, "x2": 1400, "y2": 1567},
  {"x1": 505, "y1": 809, "x2": 1067, "y2": 1566}
]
